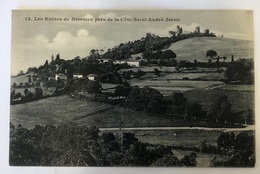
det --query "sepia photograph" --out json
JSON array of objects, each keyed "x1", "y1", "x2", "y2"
[{"x1": 9, "y1": 10, "x2": 255, "y2": 167}]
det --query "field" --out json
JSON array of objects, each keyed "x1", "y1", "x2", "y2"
[
  {"x1": 130, "y1": 37, "x2": 253, "y2": 63},
  {"x1": 184, "y1": 89, "x2": 254, "y2": 112},
  {"x1": 11, "y1": 73, "x2": 35, "y2": 85},
  {"x1": 119, "y1": 66, "x2": 177, "y2": 73},
  {"x1": 155, "y1": 72, "x2": 225, "y2": 81},
  {"x1": 10, "y1": 95, "x2": 203, "y2": 129},
  {"x1": 11, "y1": 73, "x2": 56, "y2": 95},
  {"x1": 167, "y1": 37, "x2": 254, "y2": 62},
  {"x1": 131, "y1": 80, "x2": 224, "y2": 93}
]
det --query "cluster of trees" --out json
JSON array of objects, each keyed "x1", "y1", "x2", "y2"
[
  {"x1": 211, "y1": 132, "x2": 255, "y2": 167},
  {"x1": 225, "y1": 58, "x2": 254, "y2": 84},
  {"x1": 10, "y1": 123, "x2": 197, "y2": 167},
  {"x1": 96, "y1": 82, "x2": 253, "y2": 125},
  {"x1": 101, "y1": 32, "x2": 216, "y2": 61},
  {"x1": 126, "y1": 86, "x2": 164, "y2": 113},
  {"x1": 52, "y1": 78, "x2": 103, "y2": 97},
  {"x1": 10, "y1": 87, "x2": 44, "y2": 104},
  {"x1": 12, "y1": 75, "x2": 39, "y2": 89},
  {"x1": 141, "y1": 50, "x2": 177, "y2": 66},
  {"x1": 170, "y1": 92, "x2": 253, "y2": 125}
]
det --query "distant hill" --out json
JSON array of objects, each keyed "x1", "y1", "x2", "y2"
[{"x1": 166, "y1": 37, "x2": 254, "y2": 62}]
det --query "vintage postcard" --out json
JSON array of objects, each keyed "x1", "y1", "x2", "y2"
[{"x1": 10, "y1": 10, "x2": 255, "y2": 167}]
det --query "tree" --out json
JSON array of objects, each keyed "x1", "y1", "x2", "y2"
[
  {"x1": 10, "y1": 124, "x2": 43, "y2": 165},
  {"x1": 100, "y1": 49, "x2": 104, "y2": 57},
  {"x1": 154, "y1": 68, "x2": 161, "y2": 77},
  {"x1": 186, "y1": 102, "x2": 204, "y2": 120},
  {"x1": 86, "y1": 80, "x2": 102, "y2": 96},
  {"x1": 161, "y1": 50, "x2": 177, "y2": 61},
  {"x1": 243, "y1": 108, "x2": 254, "y2": 125},
  {"x1": 24, "y1": 88, "x2": 29, "y2": 95},
  {"x1": 34, "y1": 87, "x2": 43, "y2": 99},
  {"x1": 55, "y1": 53, "x2": 60, "y2": 61},
  {"x1": 207, "y1": 95, "x2": 232, "y2": 123},
  {"x1": 12, "y1": 82, "x2": 17, "y2": 88},
  {"x1": 217, "y1": 132, "x2": 235, "y2": 152},
  {"x1": 28, "y1": 75, "x2": 32, "y2": 84},
  {"x1": 18, "y1": 70, "x2": 24, "y2": 76},
  {"x1": 206, "y1": 50, "x2": 217, "y2": 59},
  {"x1": 128, "y1": 86, "x2": 163, "y2": 112},
  {"x1": 101, "y1": 132, "x2": 120, "y2": 152},
  {"x1": 168, "y1": 31, "x2": 176, "y2": 37},
  {"x1": 225, "y1": 58, "x2": 253, "y2": 84},
  {"x1": 135, "y1": 69, "x2": 146, "y2": 79},
  {"x1": 172, "y1": 93, "x2": 187, "y2": 116},
  {"x1": 211, "y1": 132, "x2": 255, "y2": 167},
  {"x1": 151, "y1": 154, "x2": 182, "y2": 167},
  {"x1": 44, "y1": 60, "x2": 49, "y2": 67},
  {"x1": 114, "y1": 86, "x2": 131, "y2": 99}
]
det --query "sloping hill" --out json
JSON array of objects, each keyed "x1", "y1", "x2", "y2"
[
  {"x1": 167, "y1": 37, "x2": 254, "y2": 62},
  {"x1": 11, "y1": 73, "x2": 35, "y2": 85}
]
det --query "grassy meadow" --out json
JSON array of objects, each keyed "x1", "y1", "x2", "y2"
[
  {"x1": 167, "y1": 37, "x2": 254, "y2": 62},
  {"x1": 10, "y1": 95, "x2": 198, "y2": 129}
]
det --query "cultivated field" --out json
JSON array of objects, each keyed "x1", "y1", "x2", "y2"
[
  {"x1": 10, "y1": 95, "x2": 201, "y2": 129},
  {"x1": 167, "y1": 37, "x2": 254, "y2": 62},
  {"x1": 155, "y1": 72, "x2": 225, "y2": 81},
  {"x1": 131, "y1": 79, "x2": 224, "y2": 93},
  {"x1": 130, "y1": 37, "x2": 253, "y2": 63},
  {"x1": 11, "y1": 73, "x2": 35, "y2": 85}
]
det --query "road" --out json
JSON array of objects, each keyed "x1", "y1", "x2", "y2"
[{"x1": 99, "y1": 125, "x2": 255, "y2": 132}]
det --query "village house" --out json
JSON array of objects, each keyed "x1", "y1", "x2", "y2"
[
  {"x1": 126, "y1": 60, "x2": 140, "y2": 67},
  {"x1": 73, "y1": 73, "x2": 83, "y2": 79},
  {"x1": 87, "y1": 74, "x2": 97, "y2": 81},
  {"x1": 98, "y1": 58, "x2": 112, "y2": 63},
  {"x1": 113, "y1": 60, "x2": 140, "y2": 67},
  {"x1": 55, "y1": 73, "x2": 67, "y2": 81}
]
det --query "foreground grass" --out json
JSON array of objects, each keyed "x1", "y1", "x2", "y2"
[
  {"x1": 10, "y1": 95, "x2": 189, "y2": 129},
  {"x1": 10, "y1": 95, "x2": 246, "y2": 129}
]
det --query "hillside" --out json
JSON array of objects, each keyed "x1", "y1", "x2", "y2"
[
  {"x1": 166, "y1": 37, "x2": 254, "y2": 62},
  {"x1": 11, "y1": 73, "x2": 35, "y2": 85}
]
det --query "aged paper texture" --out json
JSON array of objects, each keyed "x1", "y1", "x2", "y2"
[{"x1": 9, "y1": 10, "x2": 255, "y2": 167}]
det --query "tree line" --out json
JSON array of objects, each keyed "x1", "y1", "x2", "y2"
[
  {"x1": 9, "y1": 122, "x2": 254, "y2": 167},
  {"x1": 10, "y1": 122, "x2": 197, "y2": 167}
]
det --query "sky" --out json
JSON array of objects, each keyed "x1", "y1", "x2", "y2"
[{"x1": 11, "y1": 10, "x2": 254, "y2": 75}]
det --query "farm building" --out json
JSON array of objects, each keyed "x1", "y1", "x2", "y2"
[
  {"x1": 73, "y1": 73, "x2": 83, "y2": 79},
  {"x1": 98, "y1": 58, "x2": 112, "y2": 63},
  {"x1": 126, "y1": 60, "x2": 140, "y2": 67},
  {"x1": 87, "y1": 74, "x2": 97, "y2": 81},
  {"x1": 113, "y1": 60, "x2": 140, "y2": 67},
  {"x1": 55, "y1": 73, "x2": 67, "y2": 81}
]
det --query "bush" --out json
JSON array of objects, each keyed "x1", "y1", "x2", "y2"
[{"x1": 211, "y1": 132, "x2": 255, "y2": 167}]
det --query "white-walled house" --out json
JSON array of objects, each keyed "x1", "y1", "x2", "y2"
[
  {"x1": 113, "y1": 60, "x2": 140, "y2": 67},
  {"x1": 98, "y1": 58, "x2": 112, "y2": 63},
  {"x1": 73, "y1": 73, "x2": 83, "y2": 79},
  {"x1": 55, "y1": 73, "x2": 67, "y2": 81},
  {"x1": 126, "y1": 60, "x2": 140, "y2": 67},
  {"x1": 87, "y1": 74, "x2": 97, "y2": 81}
]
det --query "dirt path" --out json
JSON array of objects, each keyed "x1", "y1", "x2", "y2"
[{"x1": 99, "y1": 125, "x2": 255, "y2": 132}]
